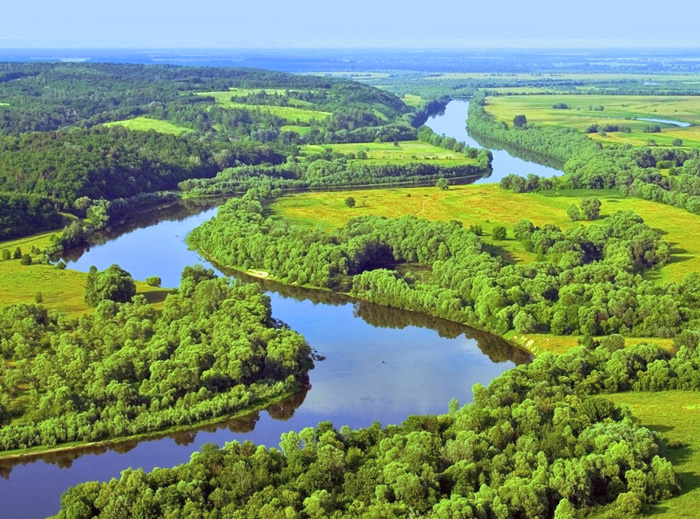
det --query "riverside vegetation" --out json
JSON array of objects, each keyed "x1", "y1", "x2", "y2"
[{"x1": 5, "y1": 62, "x2": 700, "y2": 517}]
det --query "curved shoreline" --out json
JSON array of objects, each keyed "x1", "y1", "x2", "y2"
[{"x1": 0, "y1": 381, "x2": 308, "y2": 465}]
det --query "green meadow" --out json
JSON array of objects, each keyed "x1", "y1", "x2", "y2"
[
  {"x1": 484, "y1": 94, "x2": 700, "y2": 147},
  {"x1": 300, "y1": 140, "x2": 477, "y2": 165},
  {"x1": 402, "y1": 93, "x2": 423, "y2": 107},
  {"x1": 104, "y1": 116, "x2": 192, "y2": 135}
]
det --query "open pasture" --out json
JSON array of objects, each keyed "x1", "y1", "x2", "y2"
[{"x1": 104, "y1": 116, "x2": 192, "y2": 135}]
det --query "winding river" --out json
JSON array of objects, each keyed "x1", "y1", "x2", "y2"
[{"x1": 0, "y1": 100, "x2": 559, "y2": 518}]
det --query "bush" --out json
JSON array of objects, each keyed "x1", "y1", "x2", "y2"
[
  {"x1": 345, "y1": 197, "x2": 356, "y2": 208},
  {"x1": 20, "y1": 254, "x2": 32, "y2": 265},
  {"x1": 1, "y1": 249, "x2": 9, "y2": 261},
  {"x1": 672, "y1": 138, "x2": 684, "y2": 146},
  {"x1": 513, "y1": 115, "x2": 527, "y2": 128},
  {"x1": 56, "y1": 260, "x2": 67, "y2": 270},
  {"x1": 13, "y1": 247, "x2": 21, "y2": 259}
]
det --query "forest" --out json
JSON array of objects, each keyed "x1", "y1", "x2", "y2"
[{"x1": 0, "y1": 264, "x2": 311, "y2": 452}]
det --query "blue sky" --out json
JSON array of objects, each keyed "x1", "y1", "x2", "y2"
[{"x1": 3, "y1": 0, "x2": 700, "y2": 48}]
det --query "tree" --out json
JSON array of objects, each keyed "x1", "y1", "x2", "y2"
[
  {"x1": 146, "y1": 276, "x2": 162, "y2": 287},
  {"x1": 580, "y1": 197, "x2": 602, "y2": 220},
  {"x1": 345, "y1": 197, "x2": 356, "y2": 208},
  {"x1": 13, "y1": 247, "x2": 21, "y2": 259},
  {"x1": 513, "y1": 115, "x2": 527, "y2": 128},
  {"x1": 84, "y1": 264, "x2": 136, "y2": 307},
  {"x1": 672, "y1": 138, "x2": 684, "y2": 147},
  {"x1": 493, "y1": 226, "x2": 507, "y2": 240},
  {"x1": 1, "y1": 249, "x2": 9, "y2": 261},
  {"x1": 436, "y1": 178, "x2": 449, "y2": 190},
  {"x1": 20, "y1": 254, "x2": 32, "y2": 265},
  {"x1": 567, "y1": 204, "x2": 581, "y2": 222}
]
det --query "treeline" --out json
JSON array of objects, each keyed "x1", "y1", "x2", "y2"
[
  {"x1": 54, "y1": 334, "x2": 695, "y2": 518},
  {"x1": 179, "y1": 149, "x2": 491, "y2": 198},
  {"x1": 0, "y1": 192, "x2": 63, "y2": 240},
  {"x1": 190, "y1": 190, "x2": 689, "y2": 338},
  {"x1": 0, "y1": 126, "x2": 284, "y2": 205},
  {"x1": 0, "y1": 265, "x2": 311, "y2": 452},
  {"x1": 467, "y1": 95, "x2": 601, "y2": 163}
]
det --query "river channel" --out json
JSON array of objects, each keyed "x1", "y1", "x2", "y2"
[{"x1": 0, "y1": 100, "x2": 558, "y2": 518}]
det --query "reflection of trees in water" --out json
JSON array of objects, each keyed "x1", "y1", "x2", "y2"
[
  {"x1": 354, "y1": 301, "x2": 530, "y2": 365},
  {"x1": 468, "y1": 131, "x2": 565, "y2": 171},
  {"x1": 0, "y1": 385, "x2": 309, "y2": 477},
  {"x1": 60, "y1": 197, "x2": 227, "y2": 263},
  {"x1": 226, "y1": 267, "x2": 531, "y2": 366}
]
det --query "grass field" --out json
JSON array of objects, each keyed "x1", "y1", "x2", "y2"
[
  {"x1": 280, "y1": 124, "x2": 313, "y2": 135},
  {"x1": 104, "y1": 116, "x2": 192, "y2": 135},
  {"x1": 402, "y1": 94, "x2": 423, "y2": 107},
  {"x1": 0, "y1": 232, "x2": 169, "y2": 317},
  {"x1": 271, "y1": 184, "x2": 700, "y2": 284},
  {"x1": 196, "y1": 91, "x2": 330, "y2": 123},
  {"x1": 300, "y1": 141, "x2": 477, "y2": 165},
  {"x1": 608, "y1": 391, "x2": 700, "y2": 518},
  {"x1": 484, "y1": 95, "x2": 700, "y2": 147},
  {"x1": 509, "y1": 333, "x2": 674, "y2": 356}
]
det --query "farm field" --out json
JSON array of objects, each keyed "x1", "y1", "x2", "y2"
[
  {"x1": 104, "y1": 116, "x2": 193, "y2": 135},
  {"x1": 300, "y1": 140, "x2": 478, "y2": 165},
  {"x1": 608, "y1": 391, "x2": 700, "y2": 518},
  {"x1": 484, "y1": 94, "x2": 700, "y2": 147},
  {"x1": 271, "y1": 184, "x2": 700, "y2": 284}
]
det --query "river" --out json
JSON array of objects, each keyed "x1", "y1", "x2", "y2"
[{"x1": 0, "y1": 99, "x2": 555, "y2": 518}]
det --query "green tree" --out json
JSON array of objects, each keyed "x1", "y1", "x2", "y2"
[
  {"x1": 345, "y1": 197, "x2": 356, "y2": 208},
  {"x1": 84, "y1": 264, "x2": 136, "y2": 307},
  {"x1": 436, "y1": 178, "x2": 449, "y2": 190},
  {"x1": 13, "y1": 247, "x2": 21, "y2": 259},
  {"x1": 493, "y1": 226, "x2": 507, "y2": 240},
  {"x1": 567, "y1": 204, "x2": 581, "y2": 222},
  {"x1": 672, "y1": 138, "x2": 684, "y2": 147},
  {"x1": 146, "y1": 276, "x2": 162, "y2": 287},
  {"x1": 513, "y1": 115, "x2": 527, "y2": 128},
  {"x1": 20, "y1": 254, "x2": 32, "y2": 265},
  {"x1": 1, "y1": 249, "x2": 9, "y2": 261},
  {"x1": 580, "y1": 197, "x2": 602, "y2": 220}
]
